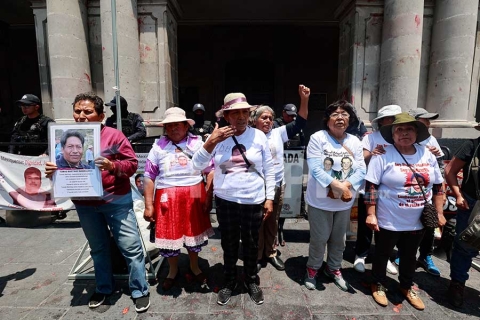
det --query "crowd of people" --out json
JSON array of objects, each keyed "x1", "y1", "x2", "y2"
[{"x1": 1, "y1": 88, "x2": 478, "y2": 313}]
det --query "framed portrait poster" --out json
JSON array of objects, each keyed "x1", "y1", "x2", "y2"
[{"x1": 48, "y1": 123, "x2": 103, "y2": 198}]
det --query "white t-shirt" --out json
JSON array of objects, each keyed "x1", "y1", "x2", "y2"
[
  {"x1": 266, "y1": 126, "x2": 289, "y2": 187},
  {"x1": 306, "y1": 130, "x2": 366, "y2": 211},
  {"x1": 362, "y1": 131, "x2": 390, "y2": 153},
  {"x1": 192, "y1": 127, "x2": 275, "y2": 204},
  {"x1": 365, "y1": 144, "x2": 444, "y2": 231},
  {"x1": 419, "y1": 135, "x2": 444, "y2": 158},
  {"x1": 144, "y1": 137, "x2": 204, "y2": 189}
]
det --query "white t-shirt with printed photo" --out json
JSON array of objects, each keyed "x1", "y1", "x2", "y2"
[
  {"x1": 362, "y1": 131, "x2": 390, "y2": 153},
  {"x1": 365, "y1": 144, "x2": 444, "y2": 231},
  {"x1": 306, "y1": 130, "x2": 366, "y2": 211}
]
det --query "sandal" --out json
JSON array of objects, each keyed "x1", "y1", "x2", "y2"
[{"x1": 162, "y1": 273, "x2": 178, "y2": 291}]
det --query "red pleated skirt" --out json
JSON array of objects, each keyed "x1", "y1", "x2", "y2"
[{"x1": 154, "y1": 182, "x2": 214, "y2": 250}]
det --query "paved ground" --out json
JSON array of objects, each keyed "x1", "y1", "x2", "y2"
[{"x1": 0, "y1": 210, "x2": 479, "y2": 320}]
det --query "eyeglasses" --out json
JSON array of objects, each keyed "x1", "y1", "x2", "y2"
[{"x1": 330, "y1": 112, "x2": 350, "y2": 119}]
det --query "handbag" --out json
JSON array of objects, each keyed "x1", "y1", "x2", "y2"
[
  {"x1": 394, "y1": 146, "x2": 438, "y2": 229},
  {"x1": 458, "y1": 201, "x2": 480, "y2": 250}
]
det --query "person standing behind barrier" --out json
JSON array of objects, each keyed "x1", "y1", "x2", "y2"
[
  {"x1": 143, "y1": 107, "x2": 214, "y2": 292},
  {"x1": 365, "y1": 113, "x2": 445, "y2": 310},
  {"x1": 45, "y1": 92, "x2": 150, "y2": 313},
  {"x1": 353, "y1": 105, "x2": 402, "y2": 275},
  {"x1": 445, "y1": 127, "x2": 480, "y2": 308},
  {"x1": 9, "y1": 94, "x2": 54, "y2": 156},
  {"x1": 105, "y1": 96, "x2": 146, "y2": 143},
  {"x1": 192, "y1": 92, "x2": 275, "y2": 306},
  {"x1": 251, "y1": 84, "x2": 310, "y2": 272},
  {"x1": 191, "y1": 103, "x2": 214, "y2": 141},
  {"x1": 304, "y1": 100, "x2": 366, "y2": 292}
]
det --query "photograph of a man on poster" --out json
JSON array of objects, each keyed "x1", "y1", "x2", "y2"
[
  {"x1": 56, "y1": 130, "x2": 92, "y2": 169},
  {"x1": 9, "y1": 167, "x2": 56, "y2": 209}
]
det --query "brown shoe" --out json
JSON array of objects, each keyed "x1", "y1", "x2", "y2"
[
  {"x1": 400, "y1": 287, "x2": 425, "y2": 310},
  {"x1": 371, "y1": 283, "x2": 388, "y2": 307}
]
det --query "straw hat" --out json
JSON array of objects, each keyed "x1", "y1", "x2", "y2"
[
  {"x1": 380, "y1": 112, "x2": 430, "y2": 144},
  {"x1": 159, "y1": 107, "x2": 195, "y2": 126},
  {"x1": 371, "y1": 105, "x2": 402, "y2": 131},
  {"x1": 215, "y1": 93, "x2": 257, "y2": 117}
]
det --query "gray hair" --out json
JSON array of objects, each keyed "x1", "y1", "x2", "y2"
[{"x1": 250, "y1": 105, "x2": 275, "y2": 127}]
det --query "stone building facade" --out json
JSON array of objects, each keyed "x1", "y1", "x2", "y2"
[{"x1": 2, "y1": 0, "x2": 480, "y2": 140}]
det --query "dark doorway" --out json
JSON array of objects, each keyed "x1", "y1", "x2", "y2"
[{"x1": 225, "y1": 58, "x2": 274, "y2": 107}]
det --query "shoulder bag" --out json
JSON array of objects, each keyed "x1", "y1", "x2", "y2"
[{"x1": 394, "y1": 145, "x2": 438, "y2": 229}]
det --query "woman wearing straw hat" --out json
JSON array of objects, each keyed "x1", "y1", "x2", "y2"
[
  {"x1": 365, "y1": 113, "x2": 445, "y2": 310},
  {"x1": 143, "y1": 107, "x2": 214, "y2": 292},
  {"x1": 192, "y1": 93, "x2": 275, "y2": 306},
  {"x1": 250, "y1": 84, "x2": 310, "y2": 273},
  {"x1": 353, "y1": 104, "x2": 402, "y2": 275}
]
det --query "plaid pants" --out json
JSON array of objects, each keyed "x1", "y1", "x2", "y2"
[{"x1": 215, "y1": 196, "x2": 263, "y2": 283}]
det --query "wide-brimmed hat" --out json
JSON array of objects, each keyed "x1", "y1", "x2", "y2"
[
  {"x1": 371, "y1": 105, "x2": 402, "y2": 131},
  {"x1": 380, "y1": 112, "x2": 430, "y2": 144},
  {"x1": 159, "y1": 107, "x2": 195, "y2": 126},
  {"x1": 408, "y1": 107, "x2": 439, "y2": 120},
  {"x1": 215, "y1": 93, "x2": 257, "y2": 117}
]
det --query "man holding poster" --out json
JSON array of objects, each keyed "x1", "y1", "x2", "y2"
[{"x1": 45, "y1": 92, "x2": 150, "y2": 313}]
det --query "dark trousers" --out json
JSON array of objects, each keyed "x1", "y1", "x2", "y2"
[
  {"x1": 419, "y1": 228, "x2": 434, "y2": 257},
  {"x1": 372, "y1": 228, "x2": 425, "y2": 289},
  {"x1": 355, "y1": 195, "x2": 374, "y2": 258},
  {"x1": 215, "y1": 196, "x2": 263, "y2": 284}
]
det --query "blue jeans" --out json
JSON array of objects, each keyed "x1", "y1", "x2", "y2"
[
  {"x1": 450, "y1": 194, "x2": 479, "y2": 283},
  {"x1": 76, "y1": 193, "x2": 149, "y2": 298}
]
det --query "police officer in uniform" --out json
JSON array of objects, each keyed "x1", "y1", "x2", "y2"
[
  {"x1": 9, "y1": 94, "x2": 54, "y2": 156},
  {"x1": 191, "y1": 103, "x2": 214, "y2": 141},
  {"x1": 105, "y1": 96, "x2": 147, "y2": 143},
  {"x1": 273, "y1": 103, "x2": 305, "y2": 147}
]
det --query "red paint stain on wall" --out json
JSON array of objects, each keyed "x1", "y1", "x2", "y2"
[
  {"x1": 415, "y1": 15, "x2": 421, "y2": 28},
  {"x1": 84, "y1": 73, "x2": 91, "y2": 84},
  {"x1": 145, "y1": 46, "x2": 152, "y2": 51}
]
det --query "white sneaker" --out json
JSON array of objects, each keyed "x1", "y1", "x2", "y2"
[
  {"x1": 386, "y1": 260, "x2": 398, "y2": 275},
  {"x1": 353, "y1": 256, "x2": 366, "y2": 273}
]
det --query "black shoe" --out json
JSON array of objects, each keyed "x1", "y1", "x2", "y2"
[
  {"x1": 88, "y1": 292, "x2": 107, "y2": 308},
  {"x1": 135, "y1": 293, "x2": 150, "y2": 313},
  {"x1": 269, "y1": 256, "x2": 285, "y2": 271},
  {"x1": 217, "y1": 281, "x2": 237, "y2": 306},
  {"x1": 244, "y1": 281, "x2": 264, "y2": 305},
  {"x1": 448, "y1": 280, "x2": 465, "y2": 308}
]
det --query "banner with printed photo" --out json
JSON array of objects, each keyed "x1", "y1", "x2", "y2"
[
  {"x1": 280, "y1": 149, "x2": 304, "y2": 218},
  {"x1": 0, "y1": 152, "x2": 74, "y2": 211}
]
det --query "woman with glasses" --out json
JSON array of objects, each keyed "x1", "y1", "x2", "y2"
[{"x1": 304, "y1": 100, "x2": 366, "y2": 292}]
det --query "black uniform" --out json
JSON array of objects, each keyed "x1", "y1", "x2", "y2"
[
  {"x1": 273, "y1": 117, "x2": 305, "y2": 148},
  {"x1": 9, "y1": 114, "x2": 54, "y2": 156},
  {"x1": 105, "y1": 112, "x2": 146, "y2": 143},
  {"x1": 191, "y1": 120, "x2": 214, "y2": 141}
]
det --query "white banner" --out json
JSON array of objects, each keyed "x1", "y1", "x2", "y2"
[
  {"x1": 0, "y1": 152, "x2": 74, "y2": 211},
  {"x1": 281, "y1": 149, "x2": 305, "y2": 218}
]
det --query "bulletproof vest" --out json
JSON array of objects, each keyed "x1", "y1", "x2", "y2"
[
  {"x1": 112, "y1": 113, "x2": 135, "y2": 137},
  {"x1": 11, "y1": 115, "x2": 51, "y2": 155},
  {"x1": 192, "y1": 121, "x2": 213, "y2": 137}
]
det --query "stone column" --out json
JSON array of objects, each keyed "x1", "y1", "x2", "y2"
[
  {"x1": 46, "y1": 0, "x2": 92, "y2": 122},
  {"x1": 426, "y1": 0, "x2": 478, "y2": 124},
  {"x1": 31, "y1": 0, "x2": 53, "y2": 119},
  {"x1": 138, "y1": 0, "x2": 182, "y2": 135},
  {"x1": 378, "y1": 0, "x2": 424, "y2": 110},
  {"x1": 100, "y1": 0, "x2": 141, "y2": 115}
]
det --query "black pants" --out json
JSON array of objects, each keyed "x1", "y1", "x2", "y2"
[
  {"x1": 354, "y1": 195, "x2": 374, "y2": 258},
  {"x1": 215, "y1": 196, "x2": 263, "y2": 284},
  {"x1": 372, "y1": 228, "x2": 425, "y2": 289}
]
